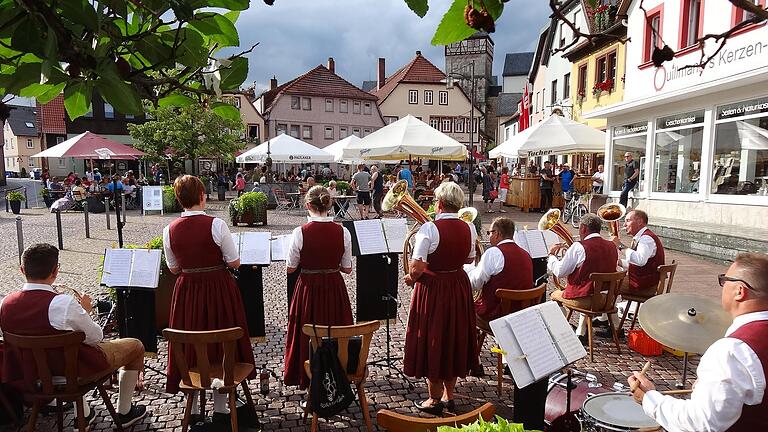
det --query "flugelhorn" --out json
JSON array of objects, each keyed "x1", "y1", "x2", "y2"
[
  {"x1": 381, "y1": 180, "x2": 431, "y2": 223},
  {"x1": 538, "y1": 209, "x2": 575, "y2": 246},
  {"x1": 597, "y1": 203, "x2": 626, "y2": 237}
]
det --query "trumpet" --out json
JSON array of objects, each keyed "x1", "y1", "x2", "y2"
[
  {"x1": 538, "y1": 209, "x2": 575, "y2": 247},
  {"x1": 597, "y1": 203, "x2": 626, "y2": 237}
]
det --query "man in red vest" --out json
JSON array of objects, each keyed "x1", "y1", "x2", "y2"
[
  {"x1": 0, "y1": 244, "x2": 147, "y2": 427},
  {"x1": 468, "y1": 217, "x2": 533, "y2": 376},
  {"x1": 549, "y1": 214, "x2": 619, "y2": 343},
  {"x1": 629, "y1": 252, "x2": 768, "y2": 431}
]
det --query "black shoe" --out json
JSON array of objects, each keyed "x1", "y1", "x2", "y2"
[
  {"x1": 578, "y1": 334, "x2": 588, "y2": 345},
  {"x1": 414, "y1": 400, "x2": 443, "y2": 416},
  {"x1": 188, "y1": 413, "x2": 205, "y2": 425},
  {"x1": 442, "y1": 399, "x2": 456, "y2": 413},
  {"x1": 41, "y1": 401, "x2": 74, "y2": 416},
  {"x1": 596, "y1": 328, "x2": 625, "y2": 339},
  {"x1": 503, "y1": 365, "x2": 511, "y2": 377},
  {"x1": 469, "y1": 364, "x2": 486, "y2": 377},
  {"x1": 592, "y1": 318, "x2": 609, "y2": 328},
  {"x1": 117, "y1": 404, "x2": 147, "y2": 427}
]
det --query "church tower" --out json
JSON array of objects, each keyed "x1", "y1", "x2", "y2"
[{"x1": 444, "y1": 32, "x2": 494, "y2": 108}]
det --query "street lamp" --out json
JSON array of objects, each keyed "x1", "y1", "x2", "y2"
[{"x1": 446, "y1": 60, "x2": 478, "y2": 206}]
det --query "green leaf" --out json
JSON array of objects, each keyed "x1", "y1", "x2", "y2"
[
  {"x1": 135, "y1": 34, "x2": 173, "y2": 66},
  {"x1": 484, "y1": 0, "x2": 504, "y2": 19},
  {"x1": 64, "y1": 80, "x2": 93, "y2": 120},
  {"x1": 4, "y1": 62, "x2": 41, "y2": 95},
  {"x1": 404, "y1": 0, "x2": 428, "y2": 18},
  {"x1": 210, "y1": 102, "x2": 240, "y2": 121},
  {"x1": 19, "y1": 83, "x2": 53, "y2": 98},
  {"x1": 206, "y1": 0, "x2": 249, "y2": 10},
  {"x1": 219, "y1": 56, "x2": 248, "y2": 90},
  {"x1": 37, "y1": 82, "x2": 67, "y2": 104},
  {"x1": 158, "y1": 94, "x2": 195, "y2": 108},
  {"x1": 223, "y1": 10, "x2": 240, "y2": 23},
  {"x1": 189, "y1": 12, "x2": 239, "y2": 47},
  {"x1": 96, "y1": 75, "x2": 143, "y2": 115},
  {"x1": 163, "y1": 28, "x2": 208, "y2": 68},
  {"x1": 11, "y1": 17, "x2": 44, "y2": 57},
  {"x1": 59, "y1": 0, "x2": 99, "y2": 31},
  {"x1": 431, "y1": 0, "x2": 476, "y2": 46}
]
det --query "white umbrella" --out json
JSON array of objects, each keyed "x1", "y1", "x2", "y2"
[
  {"x1": 235, "y1": 133, "x2": 334, "y2": 163},
  {"x1": 325, "y1": 135, "x2": 387, "y2": 166},
  {"x1": 342, "y1": 115, "x2": 466, "y2": 161},
  {"x1": 490, "y1": 115, "x2": 606, "y2": 158}
]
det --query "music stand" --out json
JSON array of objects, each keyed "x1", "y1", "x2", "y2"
[{"x1": 367, "y1": 290, "x2": 414, "y2": 390}]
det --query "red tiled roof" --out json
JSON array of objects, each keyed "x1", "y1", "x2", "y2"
[
  {"x1": 370, "y1": 53, "x2": 447, "y2": 103},
  {"x1": 260, "y1": 65, "x2": 377, "y2": 113},
  {"x1": 37, "y1": 94, "x2": 66, "y2": 135}
]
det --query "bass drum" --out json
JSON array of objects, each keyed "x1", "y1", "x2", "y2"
[
  {"x1": 545, "y1": 371, "x2": 610, "y2": 426},
  {"x1": 581, "y1": 392, "x2": 660, "y2": 432}
]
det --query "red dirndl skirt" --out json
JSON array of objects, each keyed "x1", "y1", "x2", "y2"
[
  {"x1": 283, "y1": 272, "x2": 353, "y2": 389},
  {"x1": 403, "y1": 271, "x2": 478, "y2": 380},
  {"x1": 166, "y1": 269, "x2": 255, "y2": 393}
]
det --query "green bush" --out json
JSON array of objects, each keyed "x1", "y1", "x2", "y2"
[
  {"x1": 235, "y1": 191, "x2": 267, "y2": 214},
  {"x1": 336, "y1": 180, "x2": 350, "y2": 192},
  {"x1": 162, "y1": 186, "x2": 177, "y2": 211},
  {"x1": 6, "y1": 191, "x2": 25, "y2": 201},
  {"x1": 437, "y1": 416, "x2": 540, "y2": 432}
]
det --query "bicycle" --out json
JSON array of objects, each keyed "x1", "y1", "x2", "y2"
[{"x1": 561, "y1": 189, "x2": 588, "y2": 228}]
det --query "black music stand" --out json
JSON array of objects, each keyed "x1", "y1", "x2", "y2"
[
  {"x1": 234, "y1": 265, "x2": 267, "y2": 341},
  {"x1": 114, "y1": 286, "x2": 165, "y2": 376}
]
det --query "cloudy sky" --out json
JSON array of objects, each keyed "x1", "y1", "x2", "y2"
[{"x1": 235, "y1": 0, "x2": 552, "y2": 92}]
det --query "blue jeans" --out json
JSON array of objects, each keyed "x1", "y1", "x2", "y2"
[{"x1": 620, "y1": 179, "x2": 637, "y2": 207}]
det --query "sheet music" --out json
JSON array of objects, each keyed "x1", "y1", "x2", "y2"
[
  {"x1": 489, "y1": 315, "x2": 536, "y2": 388},
  {"x1": 102, "y1": 249, "x2": 133, "y2": 286},
  {"x1": 506, "y1": 307, "x2": 563, "y2": 380},
  {"x1": 382, "y1": 218, "x2": 408, "y2": 253},
  {"x1": 542, "y1": 230, "x2": 560, "y2": 250},
  {"x1": 514, "y1": 230, "x2": 549, "y2": 258},
  {"x1": 353, "y1": 219, "x2": 388, "y2": 255},
  {"x1": 270, "y1": 234, "x2": 292, "y2": 261},
  {"x1": 238, "y1": 232, "x2": 271, "y2": 265},
  {"x1": 128, "y1": 249, "x2": 162, "y2": 288},
  {"x1": 538, "y1": 301, "x2": 587, "y2": 364}
]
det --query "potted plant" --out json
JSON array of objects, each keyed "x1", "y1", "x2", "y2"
[
  {"x1": 40, "y1": 187, "x2": 52, "y2": 208},
  {"x1": 336, "y1": 180, "x2": 350, "y2": 195},
  {"x1": 6, "y1": 191, "x2": 25, "y2": 214},
  {"x1": 437, "y1": 416, "x2": 540, "y2": 431},
  {"x1": 230, "y1": 191, "x2": 268, "y2": 226}
]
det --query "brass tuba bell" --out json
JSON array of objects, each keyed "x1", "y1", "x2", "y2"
[
  {"x1": 381, "y1": 180, "x2": 431, "y2": 224},
  {"x1": 597, "y1": 203, "x2": 626, "y2": 237},
  {"x1": 538, "y1": 208, "x2": 575, "y2": 246},
  {"x1": 458, "y1": 207, "x2": 478, "y2": 223}
]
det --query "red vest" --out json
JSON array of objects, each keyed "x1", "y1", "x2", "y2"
[
  {"x1": 628, "y1": 229, "x2": 665, "y2": 292},
  {"x1": 725, "y1": 320, "x2": 768, "y2": 432},
  {"x1": 428, "y1": 219, "x2": 471, "y2": 272},
  {"x1": 169, "y1": 215, "x2": 224, "y2": 268},
  {"x1": 564, "y1": 236, "x2": 618, "y2": 299},
  {"x1": 300, "y1": 221, "x2": 344, "y2": 270},
  {"x1": 0, "y1": 289, "x2": 109, "y2": 384},
  {"x1": 475, "y1": 242, "x2": 533, "y2": 321}
]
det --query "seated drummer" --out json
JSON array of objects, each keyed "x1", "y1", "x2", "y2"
[
  {"x1": 629, "y1": 252, "x2": 768, "y2": 431},
  {"x1": 468, "y1": 217, "x2": 532, "y2": 376},
  {"x1": 548, "y1": 214, "x2": 619, "y2": 343},
  {"x1": 0, "y1": 244, "x2": 147, "y2": 427}
]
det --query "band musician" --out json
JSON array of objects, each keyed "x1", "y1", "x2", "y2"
[
  {"x1": 468, "y1": 217, "x2": 533, "y2": 376},
  {"x1": 629, "y1": 252, "x2": 768, "y2": 431},
  {"x1": 609, "y1": 209, "x2": 665, "y2": 338},
  {"x1": 0, "y1": 244, "x2": 147, "y2": 427},
  {"x1": 548, "y1": 214, "x2": 619, "y2": 342}
]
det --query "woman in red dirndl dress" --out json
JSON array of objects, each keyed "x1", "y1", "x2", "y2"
[
  {"x1": 284, "y1": 185, "x2": 353, "y2": 389},
  {"x1": 163, "y1": 175, "x2": 255, "y2": 398},
  {"x1": 403, "y1": 182, "x2": 478, "y2": 415}
]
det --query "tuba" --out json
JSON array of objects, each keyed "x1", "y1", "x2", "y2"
[
  {"x1": 597, "y1": 203, "x2": 626, "y2": 238},
  {"x1": 538, "y1": 209, "x2": 575, "y2": 247},
  {"x1": 382, "y1": 180, "x2": 431, "y2": 224}
]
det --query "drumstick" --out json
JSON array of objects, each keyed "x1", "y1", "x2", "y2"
[{"x1": 630, "y1": 361, "x2": 651, "y2": 392}]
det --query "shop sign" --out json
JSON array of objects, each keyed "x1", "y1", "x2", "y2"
[
  {"x1": 288, "y1": 155, "x2": 312, "y2": 160},
  {"x1": 656, "y1": 110, "x2": 705, "y2": 130},
  {"x1": 613, "y1": 122, "x2": 648, "y2": 137},
  {"x1": 717, "y1": 96, "x2": 768, "y2": 120}
]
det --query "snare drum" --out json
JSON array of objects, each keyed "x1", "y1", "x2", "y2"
[
  {"x1": 581, "y1": 392, "x2": 660, "y2": 431},
  {"x1": 545, "y1": 372, "x2": 609, "y2": 425}
]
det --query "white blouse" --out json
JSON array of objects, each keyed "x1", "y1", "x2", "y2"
[
  {"x1": 286, "y1": 216, "x2": 352, "y2": 269},
  {"x1": 412, "y1": 213, "x2": 477, "y2": 263},
  {"x1": 163, "y1": 210, "x2": 239, "y2": 269}
]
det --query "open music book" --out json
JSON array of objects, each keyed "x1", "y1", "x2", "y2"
[
  {"x1": 351, "y1": 218, "x2": 409, "y2": 255},
  {"x1": 231, "y1": 232, "x2": 271, "y2": 265},
  {"x1": 101, "y1": 248, "x2": 162, "y2": 288},
  {"x1": 489, "y1": 301, "x2": 587, "y2": 388},
  {"x1": 270, "y1": 234, "x2": 293, "y2": 261},
  {"x1": 513, "y1": 229, "x2": 560, "y2": 259}
]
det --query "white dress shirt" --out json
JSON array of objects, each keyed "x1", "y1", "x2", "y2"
[
  {"x1": 412, "y1": 213, "x2": 477, "y2": 263},
  {"x1": 286, "y1": 216, "x2": 352, "y2": 269},
  {"x1": 619, "y1": 226, "x2": 657, "y2": 270},
  {"x1": 468, "y1": 239, "x2": 515, "y2": 290},
  {"x1": 642, "y1": 311, "x2": 768, "y2": 432},
  {"x1": 547, "y1": 233, "x2": 604, "y2": 278},
  {"x1": 163, "y1": 210, "x2": 239, "y2": 269},
  {"x1": 592, "y1": 171, "x2": 604, "y2": 188},
  {"x1": 0, "y1": 284, "x2": 103, "y2": 346}
]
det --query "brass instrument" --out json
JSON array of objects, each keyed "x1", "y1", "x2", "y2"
[
  {"x1": 538, "y1": 209, "x2": 575, "y2": 247},
  {"x1": 458, "y1": 207, "x2": 478, "y2": 223},
  {"x1": 597, "y1": 203, "x2": 626, "y2": 238},
  {"x1": 54, "y1": 284, "x2": 96, "y2": 318},
  {"x1": 381, "y1": 180, "x2": 431, "y2": 224}
]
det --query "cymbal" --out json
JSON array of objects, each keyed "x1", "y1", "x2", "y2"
[{"x1": 638, "y1": 293, "x2": 731, "y2": 355}]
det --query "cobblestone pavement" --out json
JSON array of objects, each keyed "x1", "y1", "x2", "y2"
[{"x1": 0, "y1": 196, "x2": 729, "y2": 431}]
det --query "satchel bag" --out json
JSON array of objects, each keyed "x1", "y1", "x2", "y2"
[
  {"x1": 309, "y1": 325, "x2": 354, "y2": 418},
  {"x1": 488, "y1": 189, "x2": 499, "y2": 200}
]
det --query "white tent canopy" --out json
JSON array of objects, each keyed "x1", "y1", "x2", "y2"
[
  {"x1": 236, "y1": 133, "x2": 333, "y2": 163},
  {"x1": 342, "y1": 115, "x2": 466, "y2": 161},
  {"x1": 490, "y1": 115, "x2": 606, "y2": 158}
]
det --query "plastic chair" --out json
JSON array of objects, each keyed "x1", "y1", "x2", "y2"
[
  {"x1": 619, "y1": 260, "x2": 677, "y2": 331},
  {"x1": 162, "y1": 327, "x2": 256, "y2": 432},
  {"x1": 376, "y1": 402, "x2": 496, "y2": 432}
]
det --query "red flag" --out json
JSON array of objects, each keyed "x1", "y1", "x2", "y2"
[{"x1": 519, "y1": 85, "x2": 530, "y2": 131}]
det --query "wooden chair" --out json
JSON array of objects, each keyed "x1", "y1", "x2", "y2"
[
  {"x1": 556, "y1": 271, "x2": 626, "y2": 362},
  {"x1": 619, "y1": 261, "x2": 677, "y2": 331},
  {"x1": 162, "y1": 327, "x2": 256, "y2": 432},
  {"x1": 2, "y1": 331, "x2": 124, "y2": 432},
  {"x1": 476, "y1": 284, "x2": 546, "y2": 396},
  {"x1": 301, "y1": 321, "x2": 381, "y2": 432},
  {"x1": 376, "y1": 402, "x2": 496, "y2": 432}
]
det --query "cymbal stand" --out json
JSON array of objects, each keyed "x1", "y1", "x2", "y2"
[
  {"x1": 676, "y1": 352, "x2": 690, "y2": 389},
  {"x1": 368, "y1": 293, "x2": 414, "y2": 390}
]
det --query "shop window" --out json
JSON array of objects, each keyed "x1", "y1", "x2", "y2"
[
  {"x1": 680, "y1": 0, "x2": 703, "y2": 49},
  {"x1": 731, "y1": 0, "x2": 765, "y2": 26},
  {"x1": 712, "y1": 96, "x2": 768, "y2": 195},
  {"x1": 610, "y1": 122, "x2": 649, "y2": 192},
  {"x1": 643, "y1": 6, "x2": 663, "y2": 63},
  {"x1": 653, "y1": 111, "x2": 705, "y2": 193}
]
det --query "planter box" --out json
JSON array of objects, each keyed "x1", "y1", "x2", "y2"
[
  {"x1": 9, "y1": 200, "x2": 21, "y2": 214},
  {"x1": 232, "y1": 206, "x2": 267, "y2": 226}
]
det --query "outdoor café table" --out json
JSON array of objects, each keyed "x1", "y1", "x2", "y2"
[
  {"x1": 333, "y1": 195, "x2": 357, "y2": 220},
  {"x1": 286, "y1": 191, "x2": 303, "y2": 210}
]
